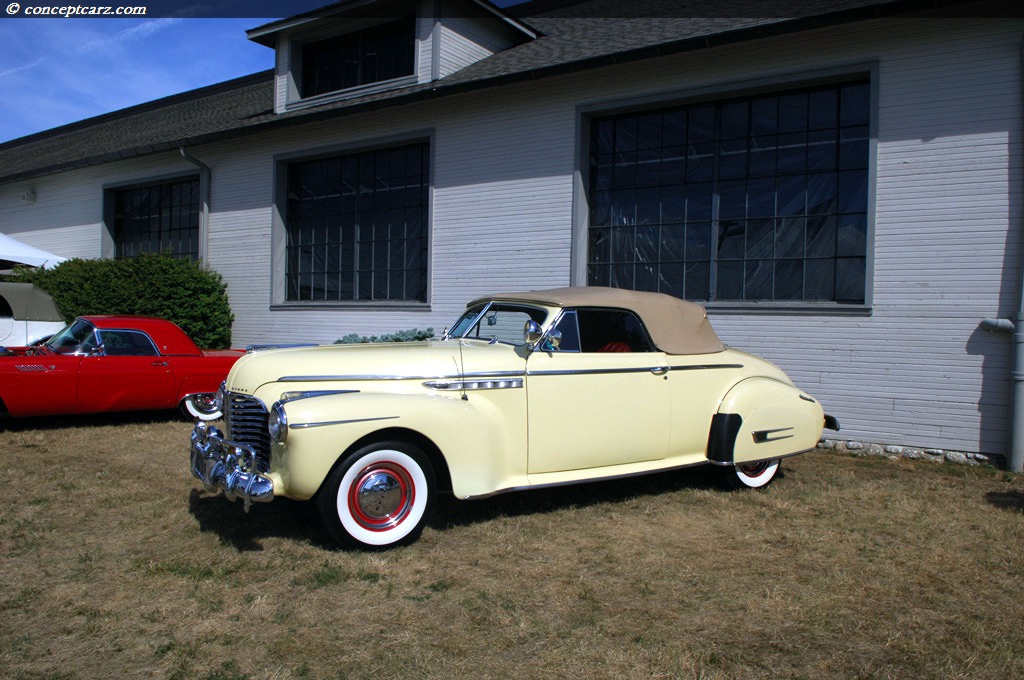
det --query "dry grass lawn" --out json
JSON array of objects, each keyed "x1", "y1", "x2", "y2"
[{"x1": 2, "y1": 413, "x2": 1024, "y2": 679}]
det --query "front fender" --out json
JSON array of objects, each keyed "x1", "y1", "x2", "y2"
[
  {"x1": 267, "y1": 389, "x2": 527, "y2": 500},
  {"x1": 709, "y1": 377, "x2": 824, "y2": 465}
]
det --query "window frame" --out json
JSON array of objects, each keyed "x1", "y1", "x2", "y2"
[
  {"x1": 286, "y1": 16, "x2": 420, "y2": 111},
  {"x1": 573, "y1": 68, "x2": 877, "y2": 315},
  {"x1": 107, "y1": 175, "x2": 201, "y2": 261},
  {"x1": 272, "y1": 135, "x2": 433, "y2": 309}
]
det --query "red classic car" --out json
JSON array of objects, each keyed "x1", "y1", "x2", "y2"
[{"x1": 0, "y1": 315, "x2": 244, "y2": 420}]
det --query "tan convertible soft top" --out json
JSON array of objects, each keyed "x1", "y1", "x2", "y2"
[{"x1": 475, "y1": 286, "x2": 724, "y2": 356}]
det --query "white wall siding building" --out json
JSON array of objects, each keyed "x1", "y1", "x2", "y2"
[{"x1": 0, "y1": 2, "x2": 1020, "y2": 459}]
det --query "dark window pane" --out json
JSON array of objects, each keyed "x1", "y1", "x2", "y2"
[
  {"x1": 688, "y1": 105, "x2": 715, "y2": 143},
  {"x1": 685, "y1": 261, "x2": 711, "y2": 301},
  {"x1": 838, "y1": 171, "x2": 868, "y2": 213},
  {"x1": 751, "y1": 97, "x2": 778, "y2": 135},
  {"x1": 805, "y1": 258, "x2": 835, "y2": 300},
  {"x1": 719, "y1": 138, "x2": 748, "y2": 180},
  {"x1": 746, "y1": 218, "x2": 774, "y2": 259},
  {"x1": 841, "y1": 83, "x2": 870, "y2": 126},
  {"x1": 806, "y1": 215, "x2": 837, "y2": 258},
  {"x1": 747, "y1": 178, "x2": 775, "y2": 218},
  {"x1": 720, "y1": 101, "x2": 749, "y2": 140},
  {"x1": 807, "y1": 129, "x2": 837, "y2": 171},
  {"x1": 687, "y1": 182, "x2": 713, "y2": 222},
  {"x1": 662, "y1": 225, "x2": 685, "y2": 261},
  {"x1": 807, "y1": 173, "x2": 837, "y2": 214},
  {"x1": 718, "y1": 220, "x2": 745, "y2": 260},
  {"x1": 749, "y1": 135, "x2": 777, "y2": 177},
  {"x1": 718, "y1": 180, "x2": 746, "y2": 220},
  {"x1": 716, "y1": 261, "x2": 744, "y2": 300},
  {"x1": 285, "y1": 141, "x2": 428, "y2": 302},
  {"x1": 776, "y1": 217, "x2": 805, "y2": 259},
  {"x1": 663, "y1": 110, "x2": 686, "y2": 143},
  {"x1": 774, "y1": 259, "x2": 803, "y2": 300},
  {"x1": 586, "y1": 79, "x2": 869, "y2": 305},
  {"x1": 685, "y1": 222, "x2": 712, "y2": 261},
  {"x1": 836, "y1": 257, "x2": 866, "y2": 303},
  {"x1": 637, "y1": 113, "x2": 662, "y2": 149},
  {"x1": 615, "y1": 116, "x2": 638, "y2": 152},
  {"x1": 661, "y1": 186, "x2": 685, "y2": 223},
  {"x1": 745, "y1": 259, "x2": 773, "y2": 299},
  {"x1": 301, "y1": 18, "x2": 415, "y2": 97},
  {"x1": 114, "y1": 178, "x2": 199, "y2": 260},
  {"x1": 660, "y1": 262, "x2": 685, "y2": 299},
  {"x1": 778, "y1": 93, "x2": 808, "y2": 133},
  {"x1": 837, "y1": 214, "x2": 867, "y2": 257}
]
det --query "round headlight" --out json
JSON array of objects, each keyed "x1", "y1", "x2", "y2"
[
  {"x1": 268, "y1": 402, "x2": 288, "y2": 444},
  {"x1": 213, "y1": 383, "x2": 225, "y2": 413}
]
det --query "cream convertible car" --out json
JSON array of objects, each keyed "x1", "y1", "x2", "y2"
[{"x1": 190, "y1": 287, "x2": 838, "y2": 549}]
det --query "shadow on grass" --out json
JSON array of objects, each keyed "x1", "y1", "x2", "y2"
[
  {"x1": 430, "y1": 464, "x2": 729, "y2": 533},
  {"x1": 986, "y1": 490, "x2": 1024, "y2": 514},
  {"x1": 187, "y1": 463, "x2": 763, "y2": 551},
  {"x1": 1, "y1": 409, "x2": 185, "y2": 431},
  {"x1": 188, "y1": 489, "x2": 335, "y2": 551}
]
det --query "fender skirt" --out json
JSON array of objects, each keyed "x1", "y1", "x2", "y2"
[{"x1": 706, "y1": 413, "x2": 743, "y2": 465}]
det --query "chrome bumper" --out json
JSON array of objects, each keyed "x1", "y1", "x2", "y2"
[{"x1": 189, "y1": 421, "x2": 274, "y2": 512}]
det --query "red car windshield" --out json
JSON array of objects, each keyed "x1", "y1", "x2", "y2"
[{"x1": 44, "y1": 319, "x2": 99, "y2": 355}]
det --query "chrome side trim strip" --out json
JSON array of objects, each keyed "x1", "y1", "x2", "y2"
[
  {"x1": 278, "y1": 389, "x2": 359, "y2": 403},
  {"x1": 290, "y1": 415, "x2": 400, "y2": 430},
  {"x1": 279, "y1": 370, "x2": 526, "y2": 383},
  {"x1": 528, "y1": 363, "x2": 744, "y2": 378},
  {"x1": 425, "y1": 378, "x2": 524, "y2": 391},
  {"x1": 668, "y1": 364, "x2": 745, "y2": 372}
]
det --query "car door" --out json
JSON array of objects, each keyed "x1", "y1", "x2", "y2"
[
  {"x1": 526, "y1": 308, "x2": 670, "y2": 475},
  {"x1": 77, "y1": 329, "x2": 177, "y2": 413}
]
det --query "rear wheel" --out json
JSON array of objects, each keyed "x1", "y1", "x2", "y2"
[
  {"x1": 318, "y1": 441, "x2": 435, "y2": 549},
  {"x1": 721, "y1": 458, "x2": 780, "y2": 490}
]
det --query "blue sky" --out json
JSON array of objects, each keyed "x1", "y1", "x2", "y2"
[{"x1": 0, "y1": 1, "x2": 524, "y2": 143}]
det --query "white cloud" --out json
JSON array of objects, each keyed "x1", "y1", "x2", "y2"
[{"x1": 0, "y1": 57, "x2": 46, "y2": 80}]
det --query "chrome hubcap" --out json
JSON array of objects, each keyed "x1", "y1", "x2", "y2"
[{"x1": 349, "y1": 463, "x2": 414, "y2": 531}]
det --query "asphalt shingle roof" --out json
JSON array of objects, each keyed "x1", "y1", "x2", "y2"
[{"x1": 0, "y1": 0, "x2": 965, "y2": 183}]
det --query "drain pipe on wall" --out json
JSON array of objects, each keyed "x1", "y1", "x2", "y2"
[
  {"x1": 179, "y1": 147, "x2": 210, "y2": 262},
  {"x1": 979, "y1": 33, "x2": 1024, "y2": 472}
]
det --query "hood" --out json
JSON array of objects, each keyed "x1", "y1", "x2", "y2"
[{"x1": 226, "y1": 340, "x2": 467, "y2": 395}]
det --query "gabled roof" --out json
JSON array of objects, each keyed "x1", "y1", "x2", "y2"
[{"x1": 0, "y1": 0, "x2": 981, "y2": 184}]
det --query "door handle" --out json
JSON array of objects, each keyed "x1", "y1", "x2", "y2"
[
  {"x1": 152, "y1": 361, "x2": 169, "y2": 367},
  {"x1": 650, "y1": 366, "x2": 669, "y2": 376}
]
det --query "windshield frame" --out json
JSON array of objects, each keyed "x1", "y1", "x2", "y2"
[{"x1": 444, "y1": 301, "x2": 550, "y2": 346}]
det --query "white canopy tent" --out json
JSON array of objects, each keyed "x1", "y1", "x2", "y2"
[{"x1": 0, "y1": 232, "x2": 67, "y2": 270}]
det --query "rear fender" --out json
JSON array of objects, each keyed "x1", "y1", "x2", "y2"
[{"x1": 708, "y1": 377, "x2": 824, "y2": 465}]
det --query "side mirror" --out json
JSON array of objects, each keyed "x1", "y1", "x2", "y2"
[{"x1": 523, "y1": 320, "x2": 543, "y2": 346}]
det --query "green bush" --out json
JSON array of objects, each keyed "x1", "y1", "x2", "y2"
[
  {"x1": 4, "y1": 253, "x2": 234, "y2": 348},
  {"x1": 334, "y1": 328, "x2": 434, "y2": 344}
]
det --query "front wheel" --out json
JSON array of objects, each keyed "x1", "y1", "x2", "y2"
[
  {"x1": 720, "y1": 458, "x2": 780, "y2": 490},
  {"x1": 318, "y1": 442, "x2": 435, "y2": 549},
  {"x1": 181, "y1": 393, "x2": 221, "y2": 421}
]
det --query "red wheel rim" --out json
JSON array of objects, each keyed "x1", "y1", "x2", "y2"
[
  {"x1": 347, "y1": 462, "x2": 416, "y2": 532},
  {"x1": 738, "y1": 461, "x2": 771, "y2": 478}
]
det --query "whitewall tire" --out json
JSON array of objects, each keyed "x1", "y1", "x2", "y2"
[
  {"x1": 182, "y1": 393, "x2": 221, "y2": 421},
  {"x1": 723, "y1": 458, "x2": 780, "y2": 490},
  {"x1": 319, "y1": 442, "x2": 435, "y2": 549}
]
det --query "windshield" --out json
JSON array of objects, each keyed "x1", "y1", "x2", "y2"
[
  {"x1": 446, "y1": 302, "x2": 548, "y2": 345},
  {"x1": 44, "y1": 318, "x2": 99, "y2": 354}
]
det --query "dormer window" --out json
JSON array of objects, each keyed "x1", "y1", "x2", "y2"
[{"x1": 300, "y1": 18, "x2": 416, "y2": 99}]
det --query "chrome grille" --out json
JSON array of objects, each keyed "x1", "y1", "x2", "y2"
[{"x1": 224, "y1": 392, "x2": 271, "y2": 472}]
